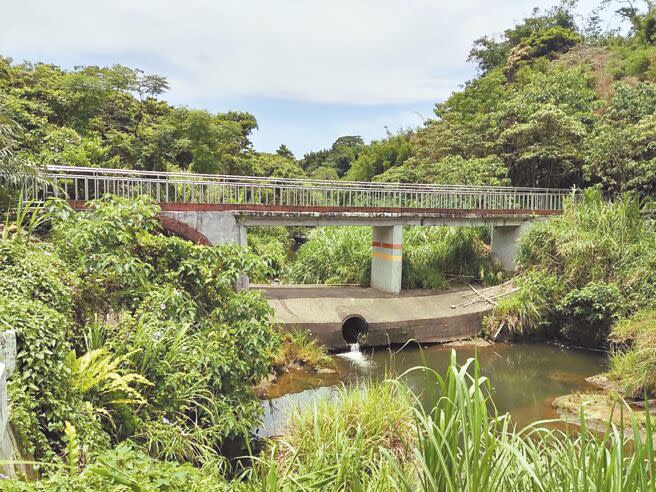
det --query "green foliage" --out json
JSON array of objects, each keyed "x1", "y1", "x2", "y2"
[
  {"x1": 0, "y1": 58, "x2": 257, "y2": 174},
  {"x1": 251, "y1": 382, "x2": 414, "y2": 490},
  {"x1": 3, "y1": 443, "x2": 232, "y2": 491},
  {"x1": 490, "y1": 189, "x2": 656, "y2": 344},
  {"x1": 0, "y1": 111, "x2": 45, "y2": 204},
  {"x1": 273, "y1": 330, "x2": 334, "y2": 371},
  {"x1": 345, "y1": 133, "x2": 413, "y2": 182},
  {"x1": 250, "y1": 353, "x2": 656, "y2": 491},
  {"x1": 0, "y1": 194, "x2": 279, "y2": 470},
  {"x1": 468, "y1": 2, "x2": 578, "y2": 73},
  {"x1": 300, "y1": 135, "x2": 364, "y2": 177},
  {"x1": 504, "y1": 26, "x2": 582, "y2": 77},
  {"x1": 239, "y1": 152, "x2": 306, "y2": 179},
  {"x1": 558, "y1": 281, "x2": 625, "y2": 346},
  {"x1": 377, "y1": 155, "x2": 508, "y2": 186},
  {"x1": 402, "y1": 227, "x2": 502, "y2": 289},
  {"x1": 608, "y1": 309, "x2": 656, "y2": 398},
  {"x1": 247, "y1": 226, "x2": 292, "y2": 281},
  {"x1": 286, "y1": 227, "x2": 371, "y2": 285},
  {"x1": 286, "y1": 226, "x2": 502, "y2": 289},
  {"x1": 67, "y1": 348, "x2": 151, "y2": 406}
]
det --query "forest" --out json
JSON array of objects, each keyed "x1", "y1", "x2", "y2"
[
  {"x1": 1, "y1": 1, "x2": 656, "y2": 192},
  {"x1": 3, "y1": 0, "x2": 656, "y2": 490}
]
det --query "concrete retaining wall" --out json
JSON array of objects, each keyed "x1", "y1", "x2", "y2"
[
  {"x1": 0, "y1": 330, "x2": 16, "y2": 478},
  {"x1": 260, "y1": 285, "x2": 514, "y2": 350}
]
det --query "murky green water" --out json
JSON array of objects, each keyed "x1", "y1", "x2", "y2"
[{"x1": 259, "y1": 342, "x2": 605, "y2": 436}]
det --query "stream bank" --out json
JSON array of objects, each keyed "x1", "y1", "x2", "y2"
[{"x1": 259, "y1": 341, "x2": 605, "y2": 436}]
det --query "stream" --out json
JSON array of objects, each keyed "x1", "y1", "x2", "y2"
[{"x1": 259, "y1": 342, "x2": 605, "y2": 436}]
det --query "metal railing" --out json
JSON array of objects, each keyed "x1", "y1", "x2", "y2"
[{"x1": 27, "y1": 165, "x2": 573, "y2": 212}]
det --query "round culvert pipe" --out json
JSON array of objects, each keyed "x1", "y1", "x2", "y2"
[{"x1": 341, "y1": 314, "x2": 368, "y2": 344}]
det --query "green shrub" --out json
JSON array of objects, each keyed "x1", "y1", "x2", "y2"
[
  {"x1": 608, "y1": 310, "x2": 656, "y2": 398},
  {"x1": 1, "y1": 296, "x2": 108, "y2": 463},
  {"x1": 247, "y1": 226, "x2": 292, "y2": 281},
  {"x1": 490, "y1": 189, "x2": 656, "y2": 340},
  {"x1": 1, "y1": 442, "x2": 232, "y2": 491},
  {"x1": 1, "y1": 195, "x2": 280, "y2": 469},
  {"x1": 558, "y1": 281, "x2": 625, "y2": 346}
]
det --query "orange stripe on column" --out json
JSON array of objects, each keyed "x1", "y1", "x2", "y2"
[{"x1": 372, "y1": 252, "x2": 402, "y2": 261}]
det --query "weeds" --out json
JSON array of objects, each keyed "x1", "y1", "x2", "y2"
[
  {"x1": 273, "y1": 330, "x2": 334, "y2": 372},
  {"x1": 287, "y1": 226, "x2": 502, "y2": 289}
]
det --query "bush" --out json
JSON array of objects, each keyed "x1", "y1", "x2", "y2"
[
  {"x1": 1, "y1": 195, "x2": 280, "y2": 469},
  {"x1": 490, "y1": 190, "x2": 656, "y2": 342},
  {"x1": 558, "y1": 281, "x2": 625, "y2": 346},
  {"x1": 246, "y1": 226, "x2": 292, "y2": 281},
  {"x1": 608, "y1": 310, "x2": 656, "y2": 398}
]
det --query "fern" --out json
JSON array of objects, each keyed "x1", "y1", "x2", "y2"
[
  {"x1": 64, "y1": 421, "x2": 79, "y2": 476},
  {"x1": 67, "y1": 348, "x2": 151, "y2": 406}
]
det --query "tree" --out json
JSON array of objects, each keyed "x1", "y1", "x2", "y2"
[
  {"x1": 0, "y1": 112, "x2": 44, "y2": 204},
  {"x1": 276, "y1": 144, "x2": 295, "y2": 160},
  {"x1": 346, "y1": 133, "x2": 413, "y2": 181},
  {"x1": 468, "y1": 1, "x2": 579, "y2": 73},
  {"x1": 498, "y1": 105, "x2": 585, "y2": 187},
  {"x1": 376, "y1": 155, "x2": 509, "y2": 186}
]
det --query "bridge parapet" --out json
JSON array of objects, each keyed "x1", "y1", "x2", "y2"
[{"x1": 35, "y1": 166, "x2": 572, "y2": 214}]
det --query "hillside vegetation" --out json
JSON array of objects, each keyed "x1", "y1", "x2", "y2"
[
  {"x1": 4, "y1": 1, "x2": 656, "y2": 489},
  {"x1": 2, "y1": 2, "x2": 656, "y2": 191}
]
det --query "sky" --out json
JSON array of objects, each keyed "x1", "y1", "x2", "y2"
[{"x1": 1, "y1": 0, "x2": 610, "y2": 157}]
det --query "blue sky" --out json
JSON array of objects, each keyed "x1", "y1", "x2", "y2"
[{"x1": 2, "y1": 0, "x2": 609, "y2": 157}]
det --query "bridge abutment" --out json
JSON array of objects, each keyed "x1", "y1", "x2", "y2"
[
  {"x1": 159, "y1": 211, "x2": 249, "y2": 289},
  {"x1": 371, "y1": 225, "x2": 403, "y2": 295},
  {"x1": 491, "y1": 222, "x2": 531, "y2": 272}
]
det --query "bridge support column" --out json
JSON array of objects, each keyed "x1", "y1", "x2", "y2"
[
  {"x1": 371, "y1": 225, "x2": 403, "y2": 295},
  {"x1": 159, "y1": 211, "x2": 249, "y2": 289},
  {"x1": 491, "y1": 223, "x2": 531, "y2": 272}
]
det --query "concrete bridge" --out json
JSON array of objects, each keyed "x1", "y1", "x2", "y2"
[{"x1": 37, "y1": 166, "x2": 572, "y2": 294}]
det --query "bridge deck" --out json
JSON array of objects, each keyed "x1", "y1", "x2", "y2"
[{"x1": 31, "y1": 165, "x2": 573, "y2": 217}]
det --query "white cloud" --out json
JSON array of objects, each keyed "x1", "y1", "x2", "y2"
[{"x1": 0, "y1": 0, "x2": 604, "y2": 106}]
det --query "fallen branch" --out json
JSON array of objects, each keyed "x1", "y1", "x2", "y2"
[
  {"x1": 467, "y1": 283, "x2": 498, "y2": 306},
  {"x1": 493, "y1": 321, "x2": 506, "y2": 341},
  {"x1": 458, "y1": 287, "x2": 518, "y2": 308}
]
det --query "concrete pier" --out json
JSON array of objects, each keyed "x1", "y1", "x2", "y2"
[
  {"x1": 371, "y1": 225, "x2": 403, "y2": 295},
  {"x1": 491, "y1": 223, "x2": 531, "y2": 271}
]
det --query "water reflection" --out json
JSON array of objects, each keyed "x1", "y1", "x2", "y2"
[{"x1": 259, "y1": 342, "x2": 605, "y2": 436}]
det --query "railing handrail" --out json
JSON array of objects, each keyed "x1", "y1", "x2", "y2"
[{"x1": 44, "y1": 165, "x2": 573, "y2": 195}]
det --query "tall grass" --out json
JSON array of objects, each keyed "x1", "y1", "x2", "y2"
[
  {"x1": 285, "y1": 227, "x2": 372, "y2": 285},
  {"x1": 608, "y1": 309, "x2": 656, "y2": 398},
  {"x1": 490, "y1": 189, "x2": 656, "y2": 341},
  {"x1": 273, "y1": 330, "x2": 335, "y2": 371},
  {"x1": 402, "y1": 227, "x2": 502, "y2": 289},
  {"x1": 246, "y1": 382, "x2": 414, "y2": 490},
  {"x1": 286, "y1": 226, "x2": 502, "y2": 288},
  {"x1": 248, "y1": 353, "x2": 656, "y2": 491}
]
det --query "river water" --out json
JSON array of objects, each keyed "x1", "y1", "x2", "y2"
[{"x1": 259, "y1": 342, "x2": 605, "y2": 436}]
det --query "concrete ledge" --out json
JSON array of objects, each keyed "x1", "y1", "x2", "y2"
[{"x1": 259, "y1": 285, "x2": 514, "y2": 350}]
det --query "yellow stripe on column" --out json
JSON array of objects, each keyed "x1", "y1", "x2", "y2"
[{"x1": 372, "y1": 251, "x2": 402, "y2": 261}]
